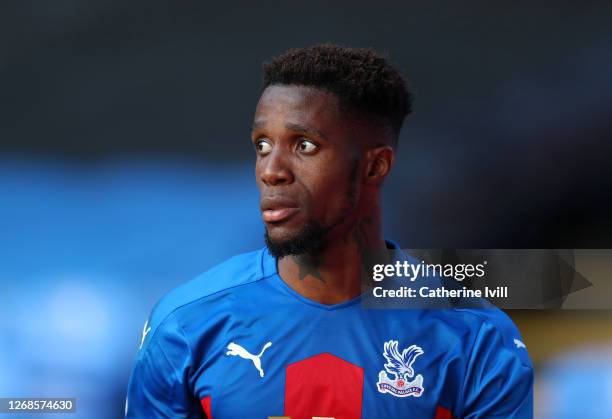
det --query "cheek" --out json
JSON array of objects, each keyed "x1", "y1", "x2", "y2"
[
  {"x1": 302, "y1": 165, "x2": 357, "y2": 220},
  {"x1": 254, "y1": 164, "x2": 262, "y2": 186},
  {"x1": 254, "y1": 160, "x2": 267, "y2": 189}
]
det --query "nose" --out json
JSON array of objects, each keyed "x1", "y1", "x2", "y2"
[{"x1": 259, "y1": 149, "x2": 294, "y2": 186}]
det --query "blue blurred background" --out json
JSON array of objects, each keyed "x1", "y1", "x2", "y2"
[{"x1": 1, "y1": 1, "x2": 612, "y2": 417}]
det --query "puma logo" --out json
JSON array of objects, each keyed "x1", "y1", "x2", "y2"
[{"x1": 226, "y1": 341, "x2": 272, "y2": 377}]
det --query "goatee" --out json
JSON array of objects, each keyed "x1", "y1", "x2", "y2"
[{"x1": 264, "y1": 222, "x2": 329, "y2": 259}]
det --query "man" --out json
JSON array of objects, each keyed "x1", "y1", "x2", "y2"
[{"x1": 125, "y1": 44, "x2": 533, "y2": 418}]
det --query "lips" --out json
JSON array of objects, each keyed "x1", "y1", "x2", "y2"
[
  {"x1": 261, "y1": 196, "x2": 300, "y2": 223},
  {"x1": 262, "y1": 207, "x2": 299, "y2": 223}
]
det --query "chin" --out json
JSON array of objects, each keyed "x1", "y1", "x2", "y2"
[
  {"x1": 265, "y1": 224, "x2": 301, "y2": 242},
  {"x1": 264, "y1": 221, "x2": 328, "y2": 259}
]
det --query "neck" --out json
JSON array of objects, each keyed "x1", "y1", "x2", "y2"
[{"x1": 277, "y1": 205, "x2": 387, "y2": 305}]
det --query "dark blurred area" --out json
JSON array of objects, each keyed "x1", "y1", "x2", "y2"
[
  {"x1": 1, "y1": 1, "x2": 612, "y2": 418},
  {"x1": 2, "y1": 0, "x2": 611, "y2": 248}
]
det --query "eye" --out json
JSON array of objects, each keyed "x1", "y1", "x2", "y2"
[
  {"x1": 255, "y1": 139, "x2": 272, "y2": 155},
  {"x1": 297, "y1": 139, "x2": 318, "y2": 154}
]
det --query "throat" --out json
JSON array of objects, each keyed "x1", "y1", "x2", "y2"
[
  {"x1": 276, "y1": 236, "x2": 386, "y2": 306},
  {"x1": 279, "y1": 256, "x2": 363, "y2": 305}
]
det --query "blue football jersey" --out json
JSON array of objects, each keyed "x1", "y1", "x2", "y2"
[{"x1": 125, "y1": 243, "x2": 533, "y2": 418}]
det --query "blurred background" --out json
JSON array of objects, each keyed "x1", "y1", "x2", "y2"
[{"x1": 1, "y1": 1, "x2": 612, "y2": 417}]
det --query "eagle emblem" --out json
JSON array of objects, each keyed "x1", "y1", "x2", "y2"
[{"x1": 376, "y1": 340, "x2": 425, "y2": 398}]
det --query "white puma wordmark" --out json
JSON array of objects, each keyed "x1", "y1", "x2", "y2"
[{"x1": 226, "y1": 341, "x2": 272, "y2": 377}]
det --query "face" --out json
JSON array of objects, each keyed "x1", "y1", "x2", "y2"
[{"x1": 252, "y1": 85, "x2": 365, "y2": 257}]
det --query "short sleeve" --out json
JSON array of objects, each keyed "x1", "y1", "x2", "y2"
[
  {"x1": 125, "y1": 315, "x2": 201, "y2": 418},
  {"x1": 461, "y1": 321, "x2": 534, "y2": 418}
]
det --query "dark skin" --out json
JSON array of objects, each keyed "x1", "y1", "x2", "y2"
[{"x1": 252, "y1": 84, "x2": 395, "y2": 305}]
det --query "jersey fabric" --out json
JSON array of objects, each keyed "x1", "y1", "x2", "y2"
[{"x1": 125, "y1": 242, "x2": 533, "y2": 418}]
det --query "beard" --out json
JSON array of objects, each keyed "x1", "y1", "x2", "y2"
[
  {"x1": 264, "y1": 158, "x2": 361, "y2": 259},
  {"x1": 264, "y1": 221, "x2": 330, "y2": 259}
]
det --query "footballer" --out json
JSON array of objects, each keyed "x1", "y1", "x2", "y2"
[{"x1": 125, "y1": 44, "x2": 533, "y2": 418}]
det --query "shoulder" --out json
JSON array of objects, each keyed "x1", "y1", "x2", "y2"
[
  {"x1": 141, "y1": 248, "x2": 272, "y2": 351},
  {"x1": 425, "y1": 304, "x2": 532, "y2": 368},
  {"x1": 450, "y1": 307, "x2": 534, "y2": 416},
  {"x1": 453, "y1": 305, "x2": 532, "y2": 367}
]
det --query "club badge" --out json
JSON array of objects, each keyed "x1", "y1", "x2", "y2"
[{"x1": 376, "y1": 340, "x2": 425, "y2": 398}]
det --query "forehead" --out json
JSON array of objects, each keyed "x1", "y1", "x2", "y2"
[{"x1": 254, "y1": 85, "x2": 343, "y2": 127}]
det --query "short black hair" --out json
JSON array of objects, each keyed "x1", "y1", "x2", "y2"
[{"x1": 262, "y1": 43, "x2": 412, "y2": 144}]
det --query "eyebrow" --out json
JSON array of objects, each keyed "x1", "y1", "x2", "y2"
[{"x1": 252, "y1": 120, "x2": 328, "y2": 140}]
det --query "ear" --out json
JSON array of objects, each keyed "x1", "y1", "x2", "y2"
[{"x1": 364, "y1": 146, "x2": 394, "y2": 185}]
